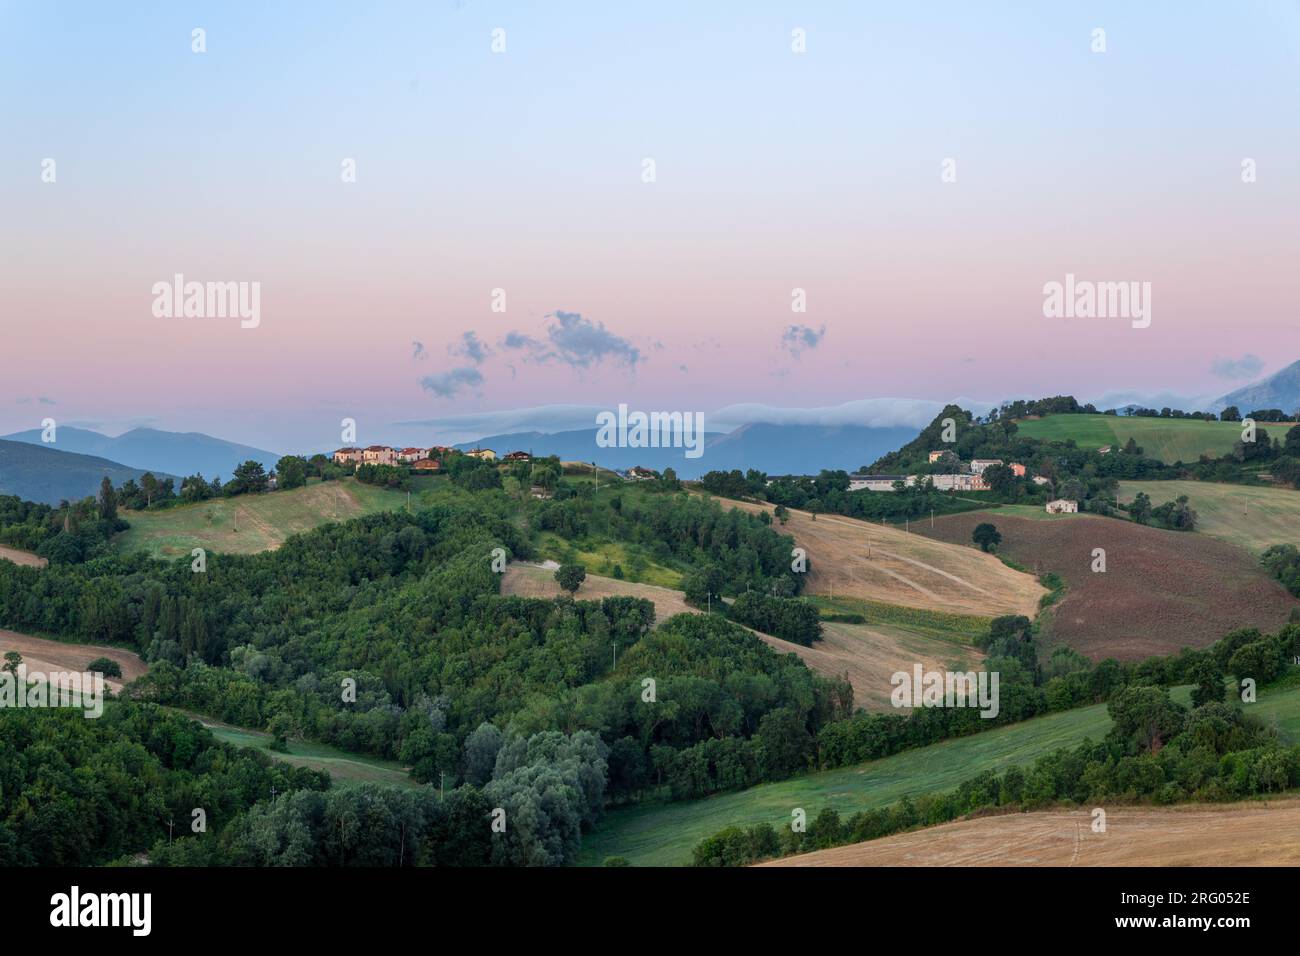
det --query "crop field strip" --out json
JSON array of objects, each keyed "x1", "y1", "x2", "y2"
[
  {"x1": 915, "y1": 511, "x2": 1297, "y2": 659},
  {"x1": 1016, "y1": 414, "x2": 1292, "y2": 464},
  {"x1": 580, "y1": 682, "x2": 1300, "y2": 866}
]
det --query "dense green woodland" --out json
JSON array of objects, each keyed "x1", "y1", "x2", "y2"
[{"x1": 0, "y1": 487, "x2": 856, "y2": 864}]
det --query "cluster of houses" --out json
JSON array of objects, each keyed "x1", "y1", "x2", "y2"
[
  {"x1": 850, "y1": 452, "x2": 1077, "y2": 514},
  {"x1": 332, "y1": 444, "x2": 455, "y2": 472},
  {"x1": 330, "y1": 443, "x2": 667, "y2": 486},
  {"x1": 331, "y1": 444, "x2": 537, "y2": 471}
]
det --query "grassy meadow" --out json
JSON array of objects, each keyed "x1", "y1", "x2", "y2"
[
  {"x1": 1118, "y1": 479, "x2": 1300, "y2": 554},
  {"x1": 1017, "y1": 414, "x2": 1292, "y2": 464},
  {"x1": 112, "y1": 477, "x2": 429, "y2": 559},
  {"x1": 195, "y1": 715, "x2": 421, "y2": 788},
  {"x1": 579, "y1": 681, "x2": 1300, "y2": 866}
]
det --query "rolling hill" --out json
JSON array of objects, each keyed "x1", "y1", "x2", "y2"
[
  {"x1": 1118, "y1": 480, "x2": 1300, "y2": 555},
  {"x1": 1, "y1": 426, "x2": 282, "y2": 480},
  {"x1": 501, "y1": 562, "x2": 983, "y2": 711},
  {"x1": 578, "y1": 696, "x2": 1119, "y2": 865},
  {"x1": 0, "y1": 439, "x2": 174, "y2": 506},
  {"x1": 715, "y1": 497, "x2": 1046, "y2": 619},
  {"x1": 1014, "y1": 413, "x2": 1292, "y2": 464},
  {"x1": 915, "y1": 510, "x2": 1297, "y2": 659},
  {"x1": 580, "y1": 681, "x2": 1300, "y2": 866},
  {"x1": 112, "y1": 477, "x2": 421, "y2": 558}
]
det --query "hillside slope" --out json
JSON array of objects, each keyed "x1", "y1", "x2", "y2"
[
  {"x1": 1118, "y1": 480, "x2": 1300, "y2": 555},
  {"x1": 715, "y1": 498, "x2": 1045, "y2": 618},
  {"x1": 0, "y1": 439, "x2": 173, "y2": 505},
  {"x1": 113, "y1": 478, "x2": 415, "y2": 558},
  {"x1": 1016, "y1": 413, "x2": 1290, "y2": 463},
  {"x1": 501, "y1": 563, "x2": 981, "y2": 710},
  {"x1": 916, "y1": 511, "x2": 1297, "y2": 659},
  {"x1": 578, "y1": 698, "x2": 1117, "y2": 866}
]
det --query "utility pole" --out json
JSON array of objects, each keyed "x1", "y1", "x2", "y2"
[
  {"x1": 440, "y1": 771, "x2": 446, "y2": 801},
  {"x1": 931, "y1": 508, "x2": 934, "y2": 529},
  {"x1": 612, "y1": 641, "x2": 617, "y2": 669},
  {"x1": 165, "y1": 818, "x2": 175, "y2": 844}
]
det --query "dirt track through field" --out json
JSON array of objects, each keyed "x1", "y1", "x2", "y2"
[
  {"x1": 0, "y1": 629, "x2": 148, "y2": 693},
  {"x1": 500, "y1": 563, "x2": 979, "y2": 710},
  {"x1": 762, "y1": 800, "x2": 1300, "y2": 866},
  {"x1": 714, "y1": 499, "x2": 1044, "y2": 618},
  {"x1": 0, "y1": 545, "x2": 46, "y2": 568}
]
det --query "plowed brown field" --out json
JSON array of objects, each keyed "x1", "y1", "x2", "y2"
[
  {"x1": 0, "y1": 629, "x2": 148, "y2": 693},
  {"x1": 0, "y1": 545, "x2": 46, "y2": 568},
  {"x1": 916, "y1": 511, "x2": 1296, "y2": 659},
  {"x1": 761, "y1": 799, "x2": 1300, "y2": 866}
]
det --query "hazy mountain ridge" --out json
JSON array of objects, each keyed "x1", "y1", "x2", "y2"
[
  {"x1": 0, "y1": 426, "x2": 281, "y2": 481},
  {"x1": 455, "y1": 422, "x2": 918, "y2": 479},
  {"x1": 0, "y1": 440, "x2": 177, "y2": 506},
  {"x1": 1214, "y1": 360, "x2": 1300, "y2": 415}
]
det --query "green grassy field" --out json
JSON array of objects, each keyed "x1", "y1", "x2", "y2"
[
  {"x1": 1118, "y1": 480, "x2": 1300, "y2": 554},
  {"x1": 1017, "y1": 414, "x2": 1292, "y2": 464},
  {"x1": 534, "y1": 532, "x2": 683, "y2": 588},
  {"x1": 807, "y1": 594, "x2": 989, "y2": 643},
  {"x1": 579, "y1": 699, "x2": 1117, "y2": 866},
  {"x1": 113, "y1": 477, "x2": 429, "y2": 558},
  {"x1": 194, "y1": 715, "x2": 421, "y2": 788},
  {"x1": 579, "y1": 681, "x2": 1300, "y2": 866}
]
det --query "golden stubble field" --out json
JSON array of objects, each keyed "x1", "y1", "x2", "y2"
[
  {"x1": 762, "y1": 800, "x2": 1300, "y2": 867},
  {"x1": 715, "y1": 499, "x2": 1045, "y2": 619}
]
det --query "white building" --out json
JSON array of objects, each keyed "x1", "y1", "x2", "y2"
[
  {"x1": 1045, "y1": 499, "x2": 1079, "y2": 514},
  {"x1": 848, "y1": 473, "x2": 988, "y2": 493},
  {"x1": 849, "y1": 474, "x2": 909, "y2": 491},
  {"x1": 1031, "y1": 475, "x2": 1052, "y2": 487},
  {"x1": 970, "y1": 459, "x2": 1004, "y2": 475}
]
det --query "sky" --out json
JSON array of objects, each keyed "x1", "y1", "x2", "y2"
[{"x1": 3, "y1": 1, "x2": 1299, "y2": 452}]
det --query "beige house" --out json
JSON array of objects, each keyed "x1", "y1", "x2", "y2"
[
  {"x1": 466, "y1": 448, "x2": 497, "y2": 461},
  {"x1": 1045, "y1": 499, "x2": 1079, "y2": 514},
  {"x1": 362, "y1": 445, "x2": 397, "y2": 466},
  {"x1": 396, "y1": 447, "x2": 429, "y2": 463},
  {"x1": 333, "y1": 447, "x2": 363, "y2": 465}
]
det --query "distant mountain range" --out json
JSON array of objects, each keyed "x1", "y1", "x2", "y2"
[
  {"x1": 0, "y1": 440, "x2": 177, "y2": 506},
  {"x1": 455, "y1": 422, "x2": 918, "y2": 479},
  {"x1": 0, "y1": 427, "x2": 281, "y2": 481},
  {"x1": 1214, "y1": 359, "x2": 1300, "y2": 415}
]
